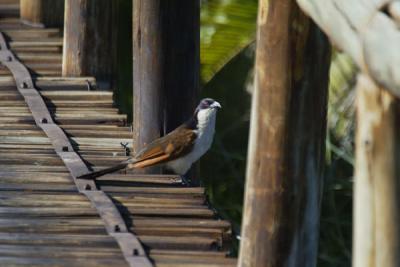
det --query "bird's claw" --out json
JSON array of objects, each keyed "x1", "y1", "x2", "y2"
[{"x1": 180, "y1": 175, "x2": 190, "y2": 186}]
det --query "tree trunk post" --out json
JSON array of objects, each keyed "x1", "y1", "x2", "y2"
[
  {"x1": 62, "y1": 0, "x2": 116, "y2": 85},
  {"x1": 353, "y1": 75, "x2": 400, "y2": 267},
  {"x1": 291, "y1": 1, "x2": 400, "y2": 265},
  {"x1": 132, "y1": 1, "x2": 200, "y2": 156},
  {"x1": 20, "y1": 0, "x2": 64, "y2": 28},
  {"x1": 238, "y1": 1, "x2": 331, "y2": 266}
]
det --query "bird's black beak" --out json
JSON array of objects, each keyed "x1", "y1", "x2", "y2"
[{"x1": 210, "y1": 101, "x2": 222, "y2": 109}]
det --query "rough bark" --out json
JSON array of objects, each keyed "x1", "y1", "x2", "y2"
[
  {"x1": 20, "y1": 0, "x2": 64, "y2": 27},
  {"x1": 353, "y1": 75, "x2": 400, "y2": 267},
  {"x1": 238, "y1": 1, "x2": 331, "y2": 267},
  {"x1": 62, "y1": 0, "x2": 116, "y2": 84},
  {"x1": 132, "y1": 0, "x2": 199, "y2": 156}
]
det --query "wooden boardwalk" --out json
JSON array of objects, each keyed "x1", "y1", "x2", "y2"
[{"x1": 0, "y1": 1, "x2": 236, "y2": 266}]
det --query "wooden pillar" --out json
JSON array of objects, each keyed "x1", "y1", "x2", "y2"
[
  {"x1": 132, "y1": 0, "x2": 200, "y2": 157},
  {"x1": 238, "y1": 1, "x2": 331, "y2": 266},
  {"x1": 20, "y1": 0, "x2": 64, "y2": 27},
  {"x1": 353, "y1": 75, "x2": 400, "y2": 267},
  {"x1": 62, "y1": 0, "x2": 116, "y2": 84}
]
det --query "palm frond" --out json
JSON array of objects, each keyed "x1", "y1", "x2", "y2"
[{"x1": 201, "y1": 0, "x2": 258, "y2": 83}]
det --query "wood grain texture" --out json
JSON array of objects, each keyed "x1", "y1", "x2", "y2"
[
  {"x1": 20, "y1": 0, "x2": 64, "y2": 27},
  {"x1": 132, "y1": 0, "x2": 199, "y2": 158},
  {"x1": 353, "y1": 75, "x2": 400, "y2": 267},
  {"x1": 297, "y1": 0, "x2": 400, "y2": 97},
  {"x1": 296, "y1": 1, "x2": 400, "y2": 266},
  {"x1": 238, "y1": 1, "x2": 331, "y2": 266},
  {"x1": 0, "y1": 2, "x2": 237, "y2": 266},
  {"x1": 62, "y1": 0, "x2": 116, "y2": 83}
]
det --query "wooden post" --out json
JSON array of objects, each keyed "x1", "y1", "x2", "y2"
[
  {"x1": 238, "y1": 1, "x2": 331, "y2": 266},
  {"x1": 353, "y1": 75, "x2": 400, "y2": 267},
  {"x1": 62, "y1": 0, "x2": 116, "y2": 84},
  {"x1": 132, "y1": 1, "x2": 199, "y2": 154},
  {"x1": 291, "y1": 1, "x2": 400, "y2": 265},
  {"x1": 20, "y1": 0, "x2": 64, "y2": 27}
]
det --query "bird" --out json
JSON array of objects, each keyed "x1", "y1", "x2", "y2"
[{"x1": 78, "y1": 98, "x2": 221, "y2": 180}]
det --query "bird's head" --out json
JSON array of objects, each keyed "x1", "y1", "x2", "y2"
[
  {"x1": 196, "y1": 98, "x2": 221, "y2": 112},
  {"x1": 195, "y1": 98, "x2": 221, "y2": 126}
]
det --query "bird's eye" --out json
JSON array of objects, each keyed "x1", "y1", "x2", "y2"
[
  {"x1": 196, "y1": 98, "x2": 216, "y2": 112},
  {"x1": 200, "y1": 101, "x2": 210, "y2": 109},
  {"x1": 201, "y1": 99, "x2": 214, "y2": 109}
]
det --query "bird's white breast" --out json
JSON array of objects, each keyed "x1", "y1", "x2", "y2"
[{"x1": 166, "y1": 109, "x2": 217, "y2": 175}]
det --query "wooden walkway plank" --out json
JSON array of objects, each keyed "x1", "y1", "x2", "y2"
[
  {"x1": 0, "y1": 2, "x2": 236, "y2": 267},
  {"x1": 0, "y1": 19, "x2": 150, "y2": 267}
]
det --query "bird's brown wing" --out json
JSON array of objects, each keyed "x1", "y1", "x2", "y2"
[{"x1": 130, "y1": 126, "x2": 197, "y2": 169}]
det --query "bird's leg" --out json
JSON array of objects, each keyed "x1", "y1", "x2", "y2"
[
  {"x1": 180, "y1": 175, "x2": 191, "y2": 186},
  {"x1": 163, "y1": 167, "x2": 190, "y2": 186}
]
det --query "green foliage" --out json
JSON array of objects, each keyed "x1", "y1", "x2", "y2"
[
  {"x1": 327, "y1": 53, "x2": 357, "y2": 165},
  {"x1": 200, "y1": 0, "x2": 258, "y2": 84},
  {"x1": 200, "y1": 45, "x2": 254, "y2": 235},
  {"x1": 319, "y1": 52, "x2": 356, "y2": 267}
]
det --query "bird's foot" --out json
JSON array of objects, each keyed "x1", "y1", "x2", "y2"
[{"x1": 180, "y1": 175, "x2": 191, "y2": 187}]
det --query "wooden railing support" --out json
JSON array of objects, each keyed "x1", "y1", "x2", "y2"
[
  {"x1": 294, "y1": 1, "x2": 400, "y2": 266},
  {"x1": 132, "y1": 0, "x2": 200, "y2": 157},
  {"x1": 238, "y1": 0, "x2": 331, "y2": 266},
  {"x1": 353, "y1": 75, "x2": 400, "y2": 267},
  {"x1": 62, "y1": 0, "x2": 117, "y2": 84},
  {"x1": 20, "y1": 0, "x2": 64, "y2": 27}
]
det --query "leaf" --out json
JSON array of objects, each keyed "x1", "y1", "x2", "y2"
[{"x1": 201, "y1": 0, "x2": 258, "y2": 83}]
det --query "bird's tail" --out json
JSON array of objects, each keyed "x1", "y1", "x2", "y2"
[{"x1": 77, "y1": 162, "x2": 128, "y2": 180}]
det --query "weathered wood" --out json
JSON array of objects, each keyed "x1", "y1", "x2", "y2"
[
  {"x1": 138, "y1": 235, "x2": 218, "y2": 251},
  {"x1": 149, "y1": 250, "x2": 228, "y2": 258},
  {"x1": 128, "y1": 218, "x2": 230, "y2": 229},
  {"x1": 0, "y1": 2, "x2": 18, "y2": 18},
  {"x1": 0, "y1": 100, "x2": 113, "y2": 108},
  {"x1": 132, "y1": 0, "x2": 200, "y2": 156},
  {"x1": 297, "y1": 0, "x2": 400, "y2": 97},
  {"x1": 62, "y1": 0, "x2": 117, "y2": 83},
  {"x1": 0, "y1": 115, "x2": 126, "y2": 126},
  {"x1": 0, "y1": 154, "x2": 126, "y2": 166},
  {"x1": 0, "y1": 15, "x2": 237, "y2": 266},
  {"x1": 0, "y1": 69, "x2": 61, "y2": 77},
  {"x1": 0, "y1": 225, "x2": 108, "y2": 235},
  {"x1": 11, "y1": 53, "x2": 61, "y2": 63},
  {"x1": 0, "y1": 124, "x2": 128, "y2": 132},
  {"x1": 353, "y1": 74, "x2": 400, "y2": 267},
  {"x1": 31, "y1": 76, "x2": 95, "y2": 83},
  {"x1": 238, "y1": 1, "x2": 331, "y2": 267},
  {"x1": 150, "y1": 255, "x2": 236, "y2": 265},
  {"x1": 0, "y1": 198, "x2": 203, "y2": 209},
  {"x1": 20, "y1": 0, "x2": 64, "y2": 27},
  {"x1": 0, "y1": 62, "x2": 61, "y2": 71},
  {"x1": 0, "y1": 129, "x2": 132, "y2": 138},
  {"x1": 9, "y1": 38, "x2": 63, "y2": 47},
  {"x1": 132, "y1": 227, "x2": 223, "y2": 239},
  {"x1": 115, "y1": 195, "x2": 205, "y2": 205},
  {"x1": 0, "y1": 257, "x2": 127, "y2": 267},
  {"x1": 156, "y1": 263, "x2": 235, "y2": 267},
  {"x1": 0, "y1": 217, "x2": 104, "y2": 226},
  {"x1": 294, "y1": 1, "x2": 400, "y2": 266},
  {"x1": 0, "y1": 136, "x2": 130, "y2": 147},
  {"x1": 2, "y1": 28, "x2": 60, "y2": 38},
  {"x1": 0, "y1": 244, "x2": 121, "y2": 257}
]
